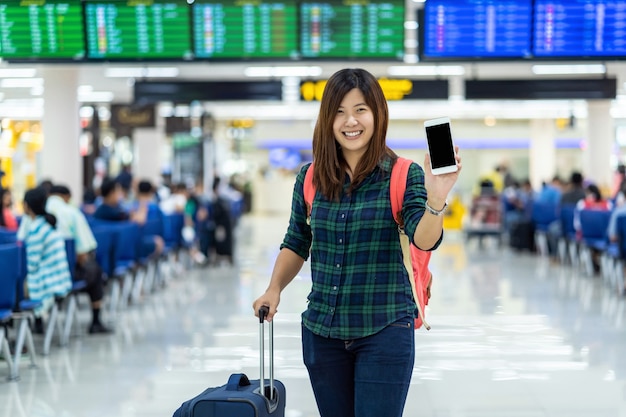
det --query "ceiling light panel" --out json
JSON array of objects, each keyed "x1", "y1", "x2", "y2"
[
  {"x1": 0, "y1": 78, "x2": 44, "y2": 88},
  {"x1": 531, "y1": 64, "x2": 606, "y2": 75}
]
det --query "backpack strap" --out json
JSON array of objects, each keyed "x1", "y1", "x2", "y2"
[
  {"x1": 390, "y1": 157, "x2": 412, "y2": 228},
  {"x1": 303, "y1": 162, "x2": 316, "y2": 219}
]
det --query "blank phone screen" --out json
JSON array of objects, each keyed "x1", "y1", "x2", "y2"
[{"x1": 425, "y1": 123, "x2": 456, "y2": 169}]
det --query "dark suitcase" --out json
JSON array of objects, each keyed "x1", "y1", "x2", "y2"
[
  {"x1": 509, "y1": 220, "x2": 535, "y2": 251},
  {"x1": 173, "y1": 307, "x2": 286, "y2": 417}
]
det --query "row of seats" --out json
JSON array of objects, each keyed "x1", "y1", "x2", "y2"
[
  {"x1": 531, "y1": 201, "x2": 626, "y2": 293},
  {"x1": 0, "y1": 212, "x2": 187, "y2": 381}
]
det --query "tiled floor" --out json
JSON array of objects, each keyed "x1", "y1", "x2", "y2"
[{"x1": 2, "y1": 214, "x2": 626, "y2": 417}]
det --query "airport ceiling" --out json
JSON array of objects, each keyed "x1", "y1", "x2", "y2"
[{"x1": 0, "y1": 60, "x2": 625, "y2": 121}]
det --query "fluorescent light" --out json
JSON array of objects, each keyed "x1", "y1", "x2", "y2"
[
  {"x1": 531, "y1": 64, "x2": 606, "y2": 75},
  {"x1": 78, "y1": 91, "x2": 114, "y2": 103},
  {"x1": 244, "y1": 66, "x2": 322, "y2": 77},
  {"x1": 0, "y1": 78, "x2": 44, "y2": 88},
  {"x1": 31, "y1": 86, "x2": 44, "y2": 96},
  {"x1": 78, "y1": 85, "x2": 93, "y2": 94},
  {"x1": 387, "y1": 65, "x2": 465, "y2": 76},
  {"x1": 0, "y1": 68, "x2": 37, "y2": 78},
  {"x1": 104, "y1": 67, "x2": 180, "y2": 78}
]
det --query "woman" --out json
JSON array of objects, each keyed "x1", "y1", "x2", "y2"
[
  {"x1": 23, "y1": 187, "x2": 72, "y2": 316},
  {"x1": 573, "y1": 183, "x2": 612, "y2": 273},
  {"x1": 0, "y1": 187, "x2": 18, "y2": 230},
  {"x1": 252, "y1": 68, "x2": 461, "y2": 417},
  {"x1": 574, "y1": 183, "x2": 612, "y2": 234}
]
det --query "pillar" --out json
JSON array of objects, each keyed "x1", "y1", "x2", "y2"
[
  {"x1": 583, "y1": 100, "x2": 614, "y2": 190},
  {"x1": 133, "y1": 116, "x2": 166, "y2": 185},
  {"x1": 40, "y1": 66, "x2": 82, "y2": 200},
  {"x1": 529, "y1": 119, "x2": 557, "y2": 190}
]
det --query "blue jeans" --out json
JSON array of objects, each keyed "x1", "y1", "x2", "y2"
[{"x1": 302, "y1": 316, "x2": 415, "y2": 417}]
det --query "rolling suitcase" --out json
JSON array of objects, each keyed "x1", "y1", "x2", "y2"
[{"x1": 172, "y1": 307, "x2": 286, "y2": 417}]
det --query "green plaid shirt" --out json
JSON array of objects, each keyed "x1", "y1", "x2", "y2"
[{"x1": 281, "y1": 156, "x2": 440, "y2": 339}]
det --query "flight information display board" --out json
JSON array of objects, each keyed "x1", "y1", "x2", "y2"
[
  {"x1": 533, "y1": 0, "x2": 626, "y2": 57},
  {"x1": 192, "y1": 0, "x2": 298, "y2": 59},
  {"x1": 421, "y1": 0, "x2": 532, "y2": 59},
  {"x1": 0, "y1": 0, "x2": 85, "y2": 60},
  {"x1": 299, "y1": 0, "x2": 404, "y2": 59},
  {"x1": 85, "y1": 0, "x2": 192, "y2": 59}
]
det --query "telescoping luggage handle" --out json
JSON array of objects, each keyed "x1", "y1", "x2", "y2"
[{"x1": 258, "y1": 306, "x2": 274, "y2": 401}]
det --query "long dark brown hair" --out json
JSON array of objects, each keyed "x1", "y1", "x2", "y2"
[
  {"x1": 312, "y1": 68, "x2": 396, "y2": 201},
  {"x1": 24, "y1": 187, "x2": 56, "y2": 228}
]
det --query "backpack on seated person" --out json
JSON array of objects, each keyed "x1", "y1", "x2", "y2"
[{"x1": 303, "y1": 157, "x2": 433, "y2": 330}]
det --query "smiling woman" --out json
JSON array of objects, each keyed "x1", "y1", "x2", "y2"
[{"x1": 252, "y1": 68, "x2": 462, "y2": 417}]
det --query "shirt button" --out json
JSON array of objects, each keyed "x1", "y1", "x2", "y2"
[
  {"x1": 336, "y1": 264, "x2": 341, "y2": 268},
  {"x1": 332, "y1": 286, "x2": 337, "y2": 291},
  {"x1": 330, "y1": 308, "x2": 335, "y2": 313},
  {"x1": 340, "y1": 213, "x2": 345, "y2": 219},
  {"x1": 339, "y1": 238, "x2": 343, "y2": 243}
]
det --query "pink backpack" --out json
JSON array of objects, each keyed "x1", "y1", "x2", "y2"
[{"x1": 303, "y1": 157, "x2": 433, "y2": 330}]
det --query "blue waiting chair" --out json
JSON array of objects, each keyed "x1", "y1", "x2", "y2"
[
  {"x1": 1, "y1": 244, "x2": 38, "y2": 380},
  {"x1": 607, "y1": 215, "x2": 626, "y2": 293},
  {"x1": 163, "y1": 212, "x2": 185, "y2": 251},
  {"x1": 38, "y1": 239, "x2": 82, "y2": 356},
  {"x1": 578, "y1": 209, "x2": 612, "y2": 277},
  {"x1": 0, "y1": 244, "x2": 18, "y2": 380},
  {"x1": 0, "y1": 229, "x2": 17, "y2": 245},
  {"x1": 54, "y1": 239, "x2": 88, "y2": 352},
  {"x1": 92, "y1": 227, "x2": 116, "y2": 280},
  {"x1": 91, "y1": 226, "x2": 120, "y2": 318},
  {"x1": 531, "y1": 201, "x2": 559, "y2": 257},
  {"x1": 131, "y1": 215, "x2": 167, "y2": 302},
  {"x1": 90, "y1": 220, "x2": 141, "y2": 312},
  {"x1": 557, "y1": 204, "x2": 577, "y2": 265}
]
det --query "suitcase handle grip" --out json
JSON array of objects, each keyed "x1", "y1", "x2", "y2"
[
  {"x1": 258, "y1": 306, "x2": 274, "y2": 401},
  {"x1": 259, "y1": 306, "x2": 269, "y2": 323},
  {"x1": 226, "y1": 373, "x2": 251, "y2": 391}
]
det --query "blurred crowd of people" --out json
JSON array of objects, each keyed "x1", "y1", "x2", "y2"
[
  {"x1": 0, "y1": 167, "x2": 245, "y2": 339},
  {"x1": 471, "y1": 163, "x2": 626, "y2": 281}
]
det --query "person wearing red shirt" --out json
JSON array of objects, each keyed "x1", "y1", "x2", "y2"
[{"x1": 0, "y1": 187, "x2": 18, "y2": 231}]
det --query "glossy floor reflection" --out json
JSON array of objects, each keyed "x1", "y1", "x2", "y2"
[{"x1": 2, "y1": 214, "x2": 626, "y2": 417}]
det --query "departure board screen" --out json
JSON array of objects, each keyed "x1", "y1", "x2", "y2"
[
  {"x1": 192, "y1": 0, "x2": 298, "y2": 59},
  {"x1": 299, "y1": 0, "x2": 404, "y2": 59},
  {"x1": 0, "y1": 0, "x2": 85, "y2": 60},
  {"x1": 533, "y1": 0, "x2": 626, "y2": 57},
  {"x1": 85, "y1": 0, "x2": 193, "y2": 60},
  {"x1": 421, "y1": 0, "x2": 532, "y2": 59}
]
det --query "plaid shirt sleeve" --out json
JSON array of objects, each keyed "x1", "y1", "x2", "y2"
[
  {"x1": 402, "y1": 162, "x2": 443, "y2": 251},
  {"x1": 280, "y1": 163, "x2": 313, "y2": 261}
]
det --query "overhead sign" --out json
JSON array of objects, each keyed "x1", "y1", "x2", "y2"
[
  {"x1": 110, "y1": 104, "x2": 156, "y2": 130},
  {"x1": 300, "y1": 79, "x2": 448, "y2": 101}
]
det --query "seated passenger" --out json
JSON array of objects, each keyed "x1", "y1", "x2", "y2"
[
  {"x1": 22, "y1": 187, "x2": 72, "y2": 317},
  {"x1": 94, "y1": 178, "x2": 163, "y2": 258},
  {"x1": 0, "y1": 187, "x2": 18, "y2": 231},
  {"x1": 574, "y1": 184, "x2": 612, "y2": 273},
  {"x1": 49, "y1": 185, "x2": 112, "y2": 334},
  {"x1": 131, "y1": 180, "x2": 165, "y2": 258},
  {"x1": 573, "y1": 183, "x2": 613, "y2": 237},
  {"x1": 93, "y1": 178, "x2": 132, "y2": 221}
]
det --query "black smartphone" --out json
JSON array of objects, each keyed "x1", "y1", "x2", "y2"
[{"x1": 424, "y1": 117, "x2": 458, "y2": 175}]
